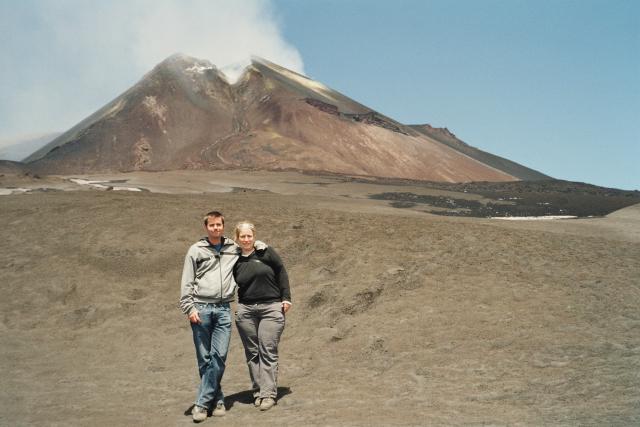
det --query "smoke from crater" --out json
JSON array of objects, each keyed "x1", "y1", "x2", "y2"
[{"x1": 0, "y1": 0, "x2": 304, "y2": 149}]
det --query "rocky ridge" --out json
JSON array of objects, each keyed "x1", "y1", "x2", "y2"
[{"x1": 23, "y1": 54, "x2": 544, "y2": 183}]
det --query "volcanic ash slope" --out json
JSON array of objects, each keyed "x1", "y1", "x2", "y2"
[{"x1": 1, "y1": 187, "x2": 639, "y2": 425}]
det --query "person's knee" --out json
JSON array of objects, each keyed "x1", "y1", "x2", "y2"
[{"x1": 211, "y1": 348, "x2": 228, "y2": 365}]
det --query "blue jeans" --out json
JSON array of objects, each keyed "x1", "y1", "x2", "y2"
[{"x1": 191, "y1": 302, "x2": 231, "y2": 409}]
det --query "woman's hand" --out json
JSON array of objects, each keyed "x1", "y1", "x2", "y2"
[{"x1": 282, "y1": 301, "x2": 292, "y2": 315}]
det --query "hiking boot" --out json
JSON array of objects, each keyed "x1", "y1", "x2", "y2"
[
  {"x1": 259, "y1": 397, "x2": 276, "y2": 411},
  {"x1": 192, "y1": 405, "x2": 208, "y2": 422},
  {"x1": 254, "y1": 397, "x2": 262, "y2": 407},
  {"x1": 212, "y1": 402, "x2": 226, "y2": 417}
]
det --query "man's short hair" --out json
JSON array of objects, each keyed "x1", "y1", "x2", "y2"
[{"x1": 203, "y1": 211, "x2": 225, "y2": 226}]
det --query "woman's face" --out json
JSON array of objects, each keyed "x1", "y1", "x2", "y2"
[{"x1": 237, "y1": 226, "x2": 255, "y2": 252}]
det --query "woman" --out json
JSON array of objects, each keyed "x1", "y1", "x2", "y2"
[{"x1": 233, "y1": 221, "x2": 292, "y2": 411}]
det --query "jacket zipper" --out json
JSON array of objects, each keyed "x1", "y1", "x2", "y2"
[{"x1": 219, "y1": 250, "x2": 223, "y2": 303}]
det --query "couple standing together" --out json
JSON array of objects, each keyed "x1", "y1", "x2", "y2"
[{"x1": 179, "y1": 211, "x2": 292, "y2": 422}]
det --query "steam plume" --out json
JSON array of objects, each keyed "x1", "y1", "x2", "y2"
[{"x1": 0, "y1": 0, "x2": 304, "y2": 153}]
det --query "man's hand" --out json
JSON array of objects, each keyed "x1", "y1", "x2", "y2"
[{"x1": 188, "y1": 311, "x2": 201, "y2": 324}]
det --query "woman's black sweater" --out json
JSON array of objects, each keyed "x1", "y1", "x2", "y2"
[{"x1": 233, "y1": 246, "x2": 291, "y2": 304}]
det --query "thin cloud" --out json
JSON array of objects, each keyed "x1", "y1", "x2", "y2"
[{"x1": 0, "y1": 0, "x2": 304, "y2": 150}]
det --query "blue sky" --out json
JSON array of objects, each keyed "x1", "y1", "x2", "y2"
[{"x1": 1, "y1": 0, "x2": 638, "y2": 189}]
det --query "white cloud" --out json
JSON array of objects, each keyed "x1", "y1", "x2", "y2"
[
  {"x1": 130, "y1": 0, "x2": 304, "y2": 81},
  {"x1": 0, "y1": 0, "x2": 304, "y2": 144}
]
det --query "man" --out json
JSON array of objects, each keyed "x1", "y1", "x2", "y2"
[{"x1": 180, "y1": 211, "x2": 237, "y2": 422}]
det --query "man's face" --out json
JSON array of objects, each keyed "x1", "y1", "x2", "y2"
[{"x1": 205, "y1": 216, "x2": 224, "y2": 241}]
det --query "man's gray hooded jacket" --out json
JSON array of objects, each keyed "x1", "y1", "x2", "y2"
[{"x1": 180, "y1": 236, "x2": 266, "y2": 316}]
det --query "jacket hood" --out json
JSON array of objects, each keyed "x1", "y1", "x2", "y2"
[
  {"x1": 195, "y1": 236, "x2": 235, "y2": 247},
  {"x1": 195, "y1": 236, "x2": 268, "y2": 250}
]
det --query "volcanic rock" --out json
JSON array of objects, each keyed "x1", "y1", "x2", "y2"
[{"x1": 26, "y1": 54, "x2": 546, "y2": 182}]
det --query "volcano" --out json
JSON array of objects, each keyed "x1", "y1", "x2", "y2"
[{"x1": 25, "y1": 54, "x2": 548, "y2": 182}]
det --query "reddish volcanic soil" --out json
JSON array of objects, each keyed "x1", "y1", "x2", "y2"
[{"x1": 23, "y1": 55, "x2": 535, "y2": 183}]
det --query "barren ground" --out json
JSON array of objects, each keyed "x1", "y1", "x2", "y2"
[{"x1": 1, "y1": 171, "x2": 639, "y2": 426}]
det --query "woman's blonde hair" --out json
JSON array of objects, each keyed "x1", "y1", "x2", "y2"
[{"x1": 234, "y1": 221, "x2": 256, "y2": 240}]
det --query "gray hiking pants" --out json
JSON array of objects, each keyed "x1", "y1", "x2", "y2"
[{"x1": 235, "y1": 302, "x2": 285, "y2": 399}]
